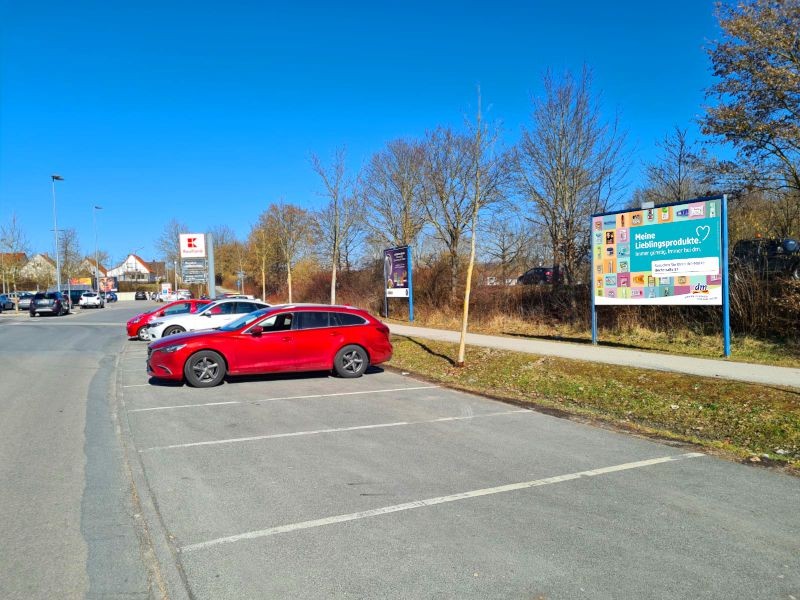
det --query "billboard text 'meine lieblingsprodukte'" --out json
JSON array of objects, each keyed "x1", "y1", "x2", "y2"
[{"x1": 592, "y1": 198, "x2": 722, "y2": 305}]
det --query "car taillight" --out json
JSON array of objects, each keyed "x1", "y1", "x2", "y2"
[{"x1": 376, "y1": 324, "x2": 390, "y2": 336}]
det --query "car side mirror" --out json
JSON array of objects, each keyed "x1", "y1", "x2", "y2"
[
  {"x1": 203, "y1": 312, "x2": 212, "y2": 317},
  {"x1": 157, "y1": 311, "x2": 164, "y2": 317},
  {"x1": 250, "y1": 326, "x2": 263, "y2": 337}
]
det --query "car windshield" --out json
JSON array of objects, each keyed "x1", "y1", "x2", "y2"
[{"x1": 217, "y1": 308, "x2": 271, "y2": 331}]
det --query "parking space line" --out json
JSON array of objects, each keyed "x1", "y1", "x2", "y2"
[
  {"x1": 128, "y1": 385, "x2": 440, "y2": 413},
  {"x1": 181, "y1": 452, "x2": 705, "y2": 552},
  {"x1": 140, "y1": 409, "x2": 530, "y2": 452}
]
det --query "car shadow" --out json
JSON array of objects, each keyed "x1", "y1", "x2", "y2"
[
  {"x1": 147, "y1": 377, "x2": 185, "y2": 387},
  {"x1": 223, "y1": 366, "x2": 385, "y2": 386}
]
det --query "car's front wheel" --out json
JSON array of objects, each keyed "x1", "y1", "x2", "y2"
[
  {"x1": 163, "y1": 325, "x2": 185, "y2": 337},
  {"x1": 184, "y1": 350, "x2": 226, "y2": 387},
  {"x1": 137, "y1": 327, "x2": 150, "y2": 341},
  {"x1": 333, "y1": 344, "x2": 368, "y2": 378}
]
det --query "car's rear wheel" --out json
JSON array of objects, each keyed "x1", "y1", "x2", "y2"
[
  {"x1": 184, "y1": 350, "x2": 226, "y2": 387},
  {"x1": 163, "y1": 325, "x2": 185, "y2": 336},
  {"x1": 333, "y1": 344, "x2": 368, "y2": 378}
]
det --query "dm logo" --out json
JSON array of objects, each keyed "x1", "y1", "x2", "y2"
[{"x1": 692, "y1": 283, "x2": 709, "y2": 295}]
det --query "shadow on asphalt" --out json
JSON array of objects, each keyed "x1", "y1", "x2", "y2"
[{"x1": 147, "y1": 366, "x2": 385, "y2": 387}]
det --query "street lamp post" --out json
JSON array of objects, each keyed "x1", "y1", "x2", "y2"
[
  {"x1": 51, "y1": 174, "x2": 64, "y2": 291},
  {"x1": 93, "y1": 205, "x2": 103, "y2": 293}
]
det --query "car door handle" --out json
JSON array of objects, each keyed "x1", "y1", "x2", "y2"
[{"x1": 281, "y1": 336, "x2": 292, "y2": 342}]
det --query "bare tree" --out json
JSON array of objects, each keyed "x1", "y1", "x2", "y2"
[
  {"x1": 420, "y1": 126, "x2": 473, "y2": 302},
  {"x1": 268, "y1": 202, "x2": 316, "y2": 303},
  {"x1": 0, "y1": 212, "x2": 29, "y2": 295},
  {"x1": 155, "y1": 219, "x2": 188, "y2": 276},
  {"x1": 361, "y1": 139, "x2": 427, "y2": 248},
  {"x1": 515, "y1": 67, "x2": 628, "y2": 285},
  {"x1": 480, "y1": 209, "x2": 533, "y2": 285},
  {"x1": 457, "y1": 91, "x2": 509, "y2": 366},
  {"x1": 247, "y1": 212, "x2": 278, "y2": 300},
  {"x1": 311, "y1": 149, "x2": 362, "y2": 303},
  {"x1": 58, "y1": 228, "x2": 82, "y2": 286},
  {"x1": 208, "y1": 224, "x2": 238, "y2": 285},
  {"x1": 641, "y1": 126, "x2": 705, "y2": 204}
]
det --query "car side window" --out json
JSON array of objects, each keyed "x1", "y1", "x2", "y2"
[
  {"x1": 164, "y1": 302, "x2": 191, "y2": 315},
  {"x1": 331, "y1": 312, "x2": 367, "y2": 326},
  {"x1": 233, "y1": 302, "x2": 258, "y2": 314},
  {"x1": 296, "y1": 311, "x2": 329, "y2": 330},
  {"x1": 257, "y1": 312, "x2": 293, "y2": 332}
]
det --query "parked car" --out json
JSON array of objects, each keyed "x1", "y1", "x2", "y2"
[
  {"x1": 732, "y1": 237, "x2": 799, "y2": 280},
  {"x1": 147, "y1": 304, "x2": 393, "y2": 387},
  {"x1": 126, "y1": 299, "x2": 212, "y2": 340},
  {"x1": 0, "y1": 294, "x2": 14, "y2": 311},
  {"x1": 16, "y1": 292, "x2": 35, "y2": 311},
  {"x1": 101, "y1": 291, "x2": 118, "y2": 303},
  {"x1": 517, "y1": 266, "x2": 561, "y2": 285},
  {"x1": 30, "y1": 291, "x2": 70, "y2": 316},
  {"x1": 145, "y1": 298, "x2": 269, "y2": 341},
  {"x1": 135, "y1": 290, "x2": 148, "y2": 300},
  {"x1": 79, "y1": 291, "x2": 105, "y2": 309}
]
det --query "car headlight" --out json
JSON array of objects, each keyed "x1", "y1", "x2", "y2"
[
  {"x1": 159, "y1": 344, "x2": 186, "y2": 354},
  {"x1": 130, "y1": 316, "x2": 141, "y2": 324},
  {"x1": 150, "y1": 321, "x2": 164, "y2": 327}
]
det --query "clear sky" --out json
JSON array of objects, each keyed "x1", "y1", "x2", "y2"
[{"x1": 0, "y1": 0, "x2": 722, "y2": 267}]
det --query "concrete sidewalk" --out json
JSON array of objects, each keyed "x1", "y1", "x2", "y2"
[{"x1": 388, "y1": 323, "x2": 800, "y2": 389}]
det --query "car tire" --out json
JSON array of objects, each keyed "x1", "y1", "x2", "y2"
[
  {"x1": 163, "y1": 325, "x2": 185, "y2": 336},
  {"x1": 333, "y1": 344, "x2": 369, "y2": 378},
  {"x1": 137, "y1": 327, "x2": 150, "y2": 341},
  {"x1": 184, "y1": 350, "x2": 226, "y2": 388}
]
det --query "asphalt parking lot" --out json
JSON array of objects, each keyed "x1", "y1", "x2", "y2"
[{"x1": 116, "y1": 333, "x2": 800, "y2": 599}]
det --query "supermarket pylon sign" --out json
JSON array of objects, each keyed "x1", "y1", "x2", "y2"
[{"x1": 179, "y1": 233, "x2": 206, "y2": 258}]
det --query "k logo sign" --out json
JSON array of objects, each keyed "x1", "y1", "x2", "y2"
[{"x1": 179, "y1": 233, "x2": 206, "y2": 258}]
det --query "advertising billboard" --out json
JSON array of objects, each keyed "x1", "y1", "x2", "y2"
[
  {"x1": 592, "y1": 198, "x2": 723, "y2": 305},
  {"x1": 384, "y1": 246, "x2": 410, "y2": 298},
  {"x1": 98, "y1": 277, "x2": 118, "y2": 292},
  {"x1": 179, "y1": 233, "x2": 206, "y2": 258}
]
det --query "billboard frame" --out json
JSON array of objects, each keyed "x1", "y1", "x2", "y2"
[
  {"x1": 590, "y1": 195, "x2": 730, "y2": 356},
  {"x1": 383, "y1": 245, "x2": 414, "y2": 322}
]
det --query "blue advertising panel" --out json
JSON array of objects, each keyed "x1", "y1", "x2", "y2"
[
  {"x1": 591, "y1": 198, "x2": 723, "y2": 305},
  {"x1": 384, "y1": 246, "x2": 410, "y2": 298}
]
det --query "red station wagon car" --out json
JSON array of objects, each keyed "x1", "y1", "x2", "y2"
[
  {"x1": 127, "y1": 299, "x2": 211, "y2": 340},
  {"x1": 146, "y1": 304, "x2": 393, "y2": 387}
]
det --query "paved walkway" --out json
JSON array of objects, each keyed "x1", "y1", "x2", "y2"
[{"x1": 388, "y1": 323, "x2": 800, "y2": 389}]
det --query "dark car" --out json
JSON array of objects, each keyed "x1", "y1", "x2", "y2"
[
  {"x1": 17, "y1": 292, "x2": 35, "y2": 311},
  {"x1": 732, "y1": 238, "x2": 800, "y2": 280},
  {"x1": 30, "y1": 291, "x2": 71, "y2": 316},
  {"x1": 135, "y1": 290, "x2": 148, "y2": 300},
  {"x1": 0, "y1": 294, "x2": 14, "y2": 311},
  {"x1": 100, "y1": 291, "x2": 118, "y2": 303},
  {"x1": 518, "y1": 266, "x2": 561, "y2": 285}
]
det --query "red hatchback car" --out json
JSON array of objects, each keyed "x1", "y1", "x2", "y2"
[
  {"x1": 147, "y1": 305, "x2": 393, "y2": 387},
  {"x1": 127, "y1": 299, "x2": 211, "y2": 340}
]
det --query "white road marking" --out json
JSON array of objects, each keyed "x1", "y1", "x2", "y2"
[
  {"x1": 130, "y1": 400, "x2": 240, "y2": 410},
  {"x1": 122, "y1": 384, "x2": 152, "y2": 388},
  {"x1": 128, "y1": 385, "x2": 439, "y2": 413},
  {"x1": 140, "y1": 409, "x2": 529, "y2": 452},
  {"x1": 181, "y1": 452, "x2": 705, "y2": 552}
]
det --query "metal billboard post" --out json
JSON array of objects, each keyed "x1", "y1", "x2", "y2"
[
  {"x1": 408, "y1": 246, "x2": 414, "y2": 322},
  {"x1": 382, "y1": 253, "x2": 389, "y2": 319},
  {"x1": 207, "y1": 233, "x2": 216, "y2": 299},
  {"x1": 721, "y1": 194, "x2": 731, "y2": 357}
]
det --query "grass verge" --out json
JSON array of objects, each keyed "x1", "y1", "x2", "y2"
[{"x1": 387, "y1": 335, "x2": 800, "y2": 472}]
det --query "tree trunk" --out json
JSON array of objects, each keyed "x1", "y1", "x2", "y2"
[
  {"x1": 457, "y1": 210, "x2": 479, "y2": 366},
  {"x1": 287, "y1": 264, "x2": 293, "y2": 304}
]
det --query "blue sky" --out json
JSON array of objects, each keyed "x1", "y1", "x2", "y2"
[{"x1": 1, "y1": 0, "x2": 722, "y2": 266}]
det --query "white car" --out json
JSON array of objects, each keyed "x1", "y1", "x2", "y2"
[
  {"x1": 79, "y1": 291, "x2": 105, "y2": 309},
  {"x1": 145, "y1": 298, "x2": 269, "y2": 340}
]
